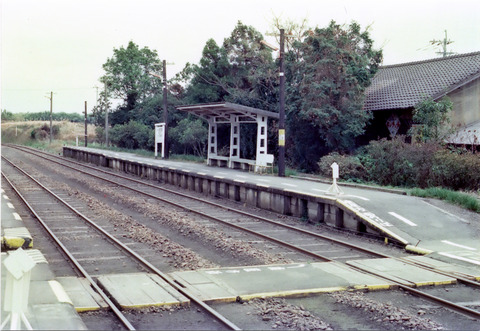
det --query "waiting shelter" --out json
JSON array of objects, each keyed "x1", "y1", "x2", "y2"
[{"x1": 176, "y1": 102, "x2": 279, "y2": 172}]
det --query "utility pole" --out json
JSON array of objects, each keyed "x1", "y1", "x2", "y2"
[
  {"x1": 45, "y1": 91, "x2": 53, "y2": 144},
  {"x1": 430, "y1": 30, "x2": 455, "y2": 57},
  {"x1": 93, "y1": 85, "x2": 99, "y2": 120},
  {"x1": 162, "y1": 60, "x2": 169, "y2": 159},
  {"x1": 104, "y1": 84, "x2": 109, "y2": 147},
  {"x1": 149, "y1": 61, "x2": 173, "y2": 159},
  {"x1": 84, "y1": 101, "x2": 88, "y2": 147},
  {"x1": 278, "y1": 29, "x2": 286, "y2": 177}
]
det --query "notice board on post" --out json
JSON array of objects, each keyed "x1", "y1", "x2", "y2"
[{"x1": 155, "y1": 123, "x2": 166, "y2": 158}]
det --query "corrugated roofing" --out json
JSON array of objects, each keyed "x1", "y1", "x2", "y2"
[
  {"x1": 364, "y1": 52, "x2": 480, "y2": 111},
  {"x1": 176, "y1": 102, "x2": 279, "y2": 122}
]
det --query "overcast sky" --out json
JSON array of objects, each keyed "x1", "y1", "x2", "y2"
[{"x1": 1, "y1": 0, "x2": 479, "y2": 114}]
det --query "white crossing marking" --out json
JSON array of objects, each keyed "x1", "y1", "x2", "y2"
[
  {"x1": 343, "y1": 195, "x2": 369, "y2": 201},
  {"x1": 441, "y1": 240, "x2": 477, "y2": 251},
  {"x1": 3, "y1": 194, "x2": 10, "y2": 200},
  {"x1": 438, "y1": 252, "x2": 480, "y2": 266},
  {"x1": 13, "y1": 213, "x2": 22, "y2": 221},
  {"x1": 7, "y1": 202, "x2": 14, "y2": 209},
  {"x1": 388, "y1": 212, "x2": 417, "y2": 226},
  {"x1": 421, "y1": 200, "x2": 470, "y2": 224}
]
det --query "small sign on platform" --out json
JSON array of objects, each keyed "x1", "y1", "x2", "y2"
[{"x1": 155, "y1": 123, "x2": 166, "y2": 158}]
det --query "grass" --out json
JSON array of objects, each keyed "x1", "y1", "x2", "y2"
[{"x1": 410, "y1": 187, "x2": 480, "y2": 213}]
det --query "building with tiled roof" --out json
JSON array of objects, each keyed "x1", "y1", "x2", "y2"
[{"x1": 362, "y1": 52, "x2": 480, "y2": 145}]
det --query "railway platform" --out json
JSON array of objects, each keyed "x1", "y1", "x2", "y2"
[
  {"x1": 63, "y1": 146, "x2": 480, "y2": 269},
  {"x1": 1, "y1": 190, "x2": 87, "y2": 330}
]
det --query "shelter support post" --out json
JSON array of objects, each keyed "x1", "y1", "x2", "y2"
[
  {"x1": 229, "y1": 115, "x2": 240, "y2": 168},
  {"x1": 207, "y1": 120, "x2": 218, "y2": 165}
]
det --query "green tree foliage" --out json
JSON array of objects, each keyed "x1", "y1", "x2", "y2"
[
  {"x1": 1, "y1": 111, "x2": 84, "y2": 122},
  {"x1": 1, "y1": 110, "x2": 17, "y2": 121},
  {"x1": 100, "y1": 41, "x2": 163, "y2": 126},
  {"x1": 169, "y1": 118, "x2": 208, "y2": 157},
  {"x1": 286, "y1": 21, "x2": 382, "y2": 171},
  {"x1": 318, "y1": 137, "x2": 480, "y2": 191},
  {"x1": 181, "y1": 21, "x2": 276, "y2": 110},
  {"x1": 109, "y1": 120, "x2": 153, "y2": 150},
  {"x1": 409, "y1": 97, "x2": 453, "y2": 142}
]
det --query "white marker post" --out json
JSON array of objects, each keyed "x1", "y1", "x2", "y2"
[
  {"x1": 1, "y1": 248, "x2": 36, "y2": 330},
  {"x1": 326, "y1": 162, "x2": 344, "y2": 195}
]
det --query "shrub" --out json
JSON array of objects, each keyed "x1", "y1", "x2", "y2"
[
  {"x1": 358, "y1": 137, "x2": 440, "y2": 187},
  {"x1": 431, "y1": 150, "x2": 480, "y2": 191},
  {"x1": 109, "y1": 121, "x2": 153, "y2": 150},
  {"x1": 356, "y1": 137, "x2": 478, "y2": 191},
  {"x1": 318, "y1": 152, "x2": 367, "y2": 182},
  {"x1": 30, "y1": 123, "x2": 60, "y2": 140}
]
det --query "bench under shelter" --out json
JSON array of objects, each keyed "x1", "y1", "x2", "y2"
[{"x1": 176, "y1": 102, "x2": 279, "y2": 172}]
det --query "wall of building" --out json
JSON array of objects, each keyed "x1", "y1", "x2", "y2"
[{"x1": 449, "y1": 78, "x2": 480, "y2": 127}]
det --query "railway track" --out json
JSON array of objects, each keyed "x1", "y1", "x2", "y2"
[
  {"x1": 1, "y1": 155, "x2": 241, "y2": 330},
  {"x1": 4, "y1": 144, "x2": 386, "y2": 263},
  {"x1": 3, "y1": 145, "x2": 480, "y2": 323}
]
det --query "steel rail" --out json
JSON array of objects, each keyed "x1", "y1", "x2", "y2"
[
  {"x1": 19, "y1": 145, "x2": 480, "y2": 287},
  {"x1": 10, "y1": 144, "x2": 385, "y2": 260},
  {"x1": 1, "y1": 168, "x2": 136, "y2": 331},
  {"x1": 7, "y1": 146, "x2": 480, "y2": 319},
  {"x1": 1, "y1": 155, "x2": 241, "y2": 331}
]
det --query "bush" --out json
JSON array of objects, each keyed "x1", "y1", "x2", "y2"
[
  {"x1": 318, "y1": 152, "x2": 367, "y2": 182},
  {"x1": 109, "y1": 121, "x2": 153, "y2": 150},
  {"x1": 431, "y1": 150, "x2": 480, "y2": 191},
  {"x1": 358, "y1": 137, "x2": 440, "y2": 187},
  {"x1": 30, "y1": 124, "x2": 60, "y2": 140}
]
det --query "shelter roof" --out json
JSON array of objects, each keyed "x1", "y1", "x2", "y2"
[
  {"x1": 176, "y1": 102, "x2": 279, "y2": 122},
  {"x1": 364, "y1": 52, "x2": 480, "y2": 111}
]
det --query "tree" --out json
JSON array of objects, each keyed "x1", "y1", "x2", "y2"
[
  {"x1": 409, "y1": 96, "x2": 453, "y2": 142},
  {"x1": 169, "y1": 118, "x2": 208, "y2": 157},
  {"x1": 285, "y1": 20, "x2": 382, "y2": 171},
  {"x1": 181, "y1": 21, "x2": 276, "y2": 110},
  {"x1": 100, "y1": 41, "x2": 162, "y2": 125}
]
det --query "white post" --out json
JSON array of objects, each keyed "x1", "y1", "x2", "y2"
[
  {"x1": 326, "y1": 162, "x2": 344, "y2": 195},
  {"x1": 207, "y1": 120, "x2": 218, "y2": 166},
  {"x1": 229, "y1": 115, "x2": 240, "y2": 168},
  {"x1": 2, "y1": 248, "x2": 36, "y2": 330}
]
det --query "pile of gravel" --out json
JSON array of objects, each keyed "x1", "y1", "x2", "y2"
[
  {"x1": 330, "y1": 291, "x2": 444, "y2": 330},
  {"x1": 249, "y1": 297, "x2": 332, "y2": 330}
]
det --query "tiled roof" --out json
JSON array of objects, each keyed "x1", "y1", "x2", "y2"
[{"x1": 364, "y1": 52, "x2": 480, "y2": 111}]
